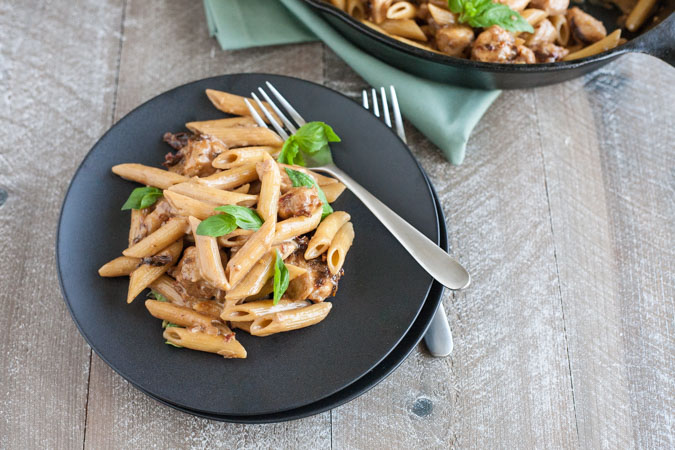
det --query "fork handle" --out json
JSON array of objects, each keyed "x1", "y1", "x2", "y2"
[{"x1": 317, "y1": 165, "x2": 471, "y2": 291}]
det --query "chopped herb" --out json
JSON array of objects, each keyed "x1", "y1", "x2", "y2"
[
  {"x1": 278, "y1": 121, "x2": 340, "y2": 166},
  {"x1": 448, "y1": 0, "x2": 533, "y2": 33},
  {"x1": 121, "y1": 186, "x2": 163, "y2": 210},
  {"x1": 273, "y1": 250, "x2": 290, "y2": 305},
  {"x1": 214, "y1": 205, "x2": 263, "y2": 230},
  {"x1": 195, "y1": 213, "x2": 237, "y2": 237}
]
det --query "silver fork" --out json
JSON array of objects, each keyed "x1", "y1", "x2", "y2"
[
  {"x1": 363, "y1": 86, "x2": 454, "y2": 357},
  {"x1": 244, "y1": 82, "x2": 470, "y2": 354}
]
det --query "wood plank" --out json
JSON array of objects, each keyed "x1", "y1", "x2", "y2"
[
  {"x1": 0, "y1": 0, "x2": 124, "y2": 448},
  {"x1": 326, "y1": 48, "x2": 578, "y2": 448},
  {"x1": 534, "y1": 53, "x2": 675, "y2": 449},
  {"x1": 83, "y1": 2, "x2": 331, "y2": 447}
]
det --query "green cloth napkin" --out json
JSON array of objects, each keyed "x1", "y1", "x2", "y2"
[{"x1": 204, "y1": 0, "x2": 500, "y2": 164}]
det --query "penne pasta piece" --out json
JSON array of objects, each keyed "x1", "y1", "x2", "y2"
[
  {"x1": 145, "y1": 299, "x2": 225, "y2": 330},
  {"x1": 305, "y1": 211, "x2": 351, "y2": 259},
  {"x1": 185, "y1": 116, "x2": 257, "y2": 134},
  {"x1": 205, "y1": 89, "x2": 280, "y2": 124},
  {"x1": 202, "y1": 127, "x2": 283, "y2": 148},
  {"x1": 625, "y1": 0, "x2": 658, "y2": 31},
  {"x1": 322, "y1": 182, "x2": 347, "y2": 203},
  {"x1": 192, "y1": 300, "x2": 223, "y2": 319},
  {"x1": 273, "y1": 206, "x2": 322, "y2": 245},
  {"x1": 379, "y1": 19, "x2": 427, "y2": 41},
  {"x1": 230, "y1": 320, "x2": 252, "y2": 333},
  {"x1": 246, "y1": 263, "x2": 308, "y2": 301},
  {"x1": 520, "y1": 8, "x2": 548, "y2": 28},
  {"x1": 217, "y1": 228, "x2": 254, "y2": 248},
  {"x1": 222, "y1": 299, "x2": 311, "y2": 322},
  {"x1": 226, "y1": 218, "x2": 276, "y2": 287},
  {"x1": 427, "y1": 3, "x2": 457, "y2": 26},
  {"x1": 346, "y1": 0, "x2": 366, "y2": 19},
  {"x1": 123, "y1": 217, "x2": 188, "y2": 258},
  {"x1": 141, "y1": 199, "x2": 174, "y2": 235},
  {"x1": 386, "y1": 1, "x2": 417, "y2": 20},
  {"x1": 129, "y1": 209, "x2": 145, "y2": 245},
  {"x1": 163, "y1": 190, "x2": 215, "y2": 220},
  {"x1": 278, "y1": 163, "x2": 338, "y2": 190},
  {"x1": 168, "y1": 182, "x2": 258, "y2": 207},
  {"x1": 149, "y1": 274, "x2": 184, "y2": 304},
  {"x1": 198, "y1": 164, "x2": 259, "y2": 190},
  {"x1": 549, "y1": 15, "x2": 570, "y2": 46},
  {"x1": 327, "y1": 222, "x2": 354, "y2": 275},
  {"x1": 256, "y1": 156, "x2": 281, "y2": 222},
  {"x1": 127, "y1": 240, "x2": 182, "y2": 303},
  {"x1": 163, "y1": 326, "x2": 247, "y2": 358},
  {"x1": 188, "y1": 216, "x2": 229, "y2": 291},
  {"x1": 112, "y1": 163, "x2": 188, "y2": 189},
  {"x1": 249, "y1": 302, "x2": 333, "y2": 337},
  {"x1": 563, "y1": 29, "x2": 621, "y2": 60},
  {"x1": 232, "y1": 183, "x2": 251, "y2": 194},
  {"x1": 212, "y1": 146, "x2": 279, "y2": 169},
  {"x1": 98, "y1": 256, "x2": 140, "y2": 277}
]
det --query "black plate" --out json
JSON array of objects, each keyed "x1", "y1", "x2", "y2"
[
  {"x1": 57, "y1": 74, "x2": 441, "y2": 416},
  {"x1": 303, "y1": 0, "x2": 674, "y2": 89},
  {"x1": 132, "y1": 172, "x2": 447, "y2": 423}
]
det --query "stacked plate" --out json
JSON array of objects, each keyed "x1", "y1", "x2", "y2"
[{"x1": 57, "y1": 74, "x2": 446, "y2": 422}]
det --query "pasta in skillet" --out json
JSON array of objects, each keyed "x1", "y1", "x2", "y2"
[
  {"x1": 99, "y1": 90, "x2": 354, "y2": 359},
  {"x1": 325, "y1": 0, "x2": 643, "y2": 63}
]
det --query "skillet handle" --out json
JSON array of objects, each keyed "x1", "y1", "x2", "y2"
[{"x1": 624, "y1": 13, "x2": 675, "y2": 66}]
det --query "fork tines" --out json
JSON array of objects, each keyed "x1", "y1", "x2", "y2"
[
  {"x1": 244, "y1": 82, "x2": 308, "y2": 139},
  {"x1": 362, "y1": 86, "x2": 406, "y2": 144}
]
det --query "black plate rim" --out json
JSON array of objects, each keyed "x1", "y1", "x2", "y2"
[
  {"x1": 303, "y1": 0, "x2": 643, "y2": 71},
  {"x1": 56, "y1": 73, "x2": 443, "y2": 416},
  {"x1": 120, "y1": 170, "x2": 447, "y2": 423}
]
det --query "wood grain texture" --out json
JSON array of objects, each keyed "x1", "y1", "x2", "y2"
[
  {"x1": 0, "y1": 0, "x2": 123, "y2": 448},
  {"x1": 534, "y1": 54, "x2": 675, "y2": 449},
  {"x1": 83, "y1": 2, "x2": 330, "y2": 448}
]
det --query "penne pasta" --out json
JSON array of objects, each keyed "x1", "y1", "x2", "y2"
[
  {"x1": 379, "y1": 19, "x2": 427, "y2": 41},
  {"x1": 198, "y1": 164, "x2": 259, "y2": 190},
  {"x1": 185, "y1": 116, "x2": 257, "y2": 134},
  {"x1": 386, "y1": 1, "x2": 417, "y2": 20},
  {"x1": 212, "y1": 146, "x2": 279, "y2": 169},
  {"x1": 625, "y1": 0, "x2": 658, "y2": 31},
  {"x1": 322, "y1": 182, "x2": 347, "y2": 203},
  {"x1": 127, "y1": 240, "x2": 182, "y2": 303},
  {"x1": 249, "y1": 302, "x2": 333, "y2": 337},
  {"x1": 226, "y1": 218, "x2": 276, "y2": 287},
  {"x1": 188, "y1": 216, "x2": 230, "y2": 291},
  {"x1": 232, "y1": 183, "x2": 251, "y2": 194},
  {"x1": 129, "y1": 209, "x2": 145, "y2": 245},
  {"x1": 246, "y1": 263, "x2": 308, "y2": 301},
  {"x1": 168, "y1": 182, "x2": 258, "y2": 207},
  {"x1": 520, "y1": 8, "x2": 548, "y2": 28},
  {"x1": 549, "y1": 14, "x2": 570, "y2": 46},
  {"x1": 163, "y1": 326, "x2": 247, "y2": 358},
  {"x1": 205, "y1": 89, "x2": 280, "y2": 124},
  {"x1": 163, "y1": 190, "x2": 216, "y2": 220},
  {"x1": 145, "y1": 299, "x2": 224, "y2": 330},
  {"x1": 149, "y1": 274, "x2": 184, "y2": 304},
  {"x1": 217, "y1": 228, "x2": 255, "y2": 248},
  {"x1": 230, "y1": 320, "x2": 252, "y2": 333},
  {"x1": 278, "y1": 163, "x2": 338, "y2": 190},
  {"x1": 123, "y1": 217, "x2": 188, "y2": 258},
  {"x1": 274, "y1": 206, "x2": 322, "y2": 245},
  {"x1": 98, "y1": 256, "x2": 140, "y2": 277},
  {"x1": 192, "y1": 300, "x2": 223, "y2": 319},
  {"x1": 112, "y1": 163, "x2": 188, "y2": 189},
  {"x1": 327, "y1": 222, "x2": 354, "y2": 275},
  {"x1": 346, "y1": 0, "x2": 366, "y2": 19},
  {"x1": 256, "y1": 156, "x2": 281, "y2": 222},
  {"x1": 305, "y1": 211, "x2": 351, "y2": 259},
  {"x1": 563, "y1": 29, "x2": 622, "y2": 60},
  {"x1": 222, "y1": 299, "x2": 311, "y2": 322},
  {"x1": 198, "y1": 127, "x2": 283, "y2": 148},
  {"x1": 427, "y1": 3, "x2": 457, "y2": 26}
]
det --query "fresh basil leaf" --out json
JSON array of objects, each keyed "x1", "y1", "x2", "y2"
[
  {"x1": 273, "y1": 250, "x2": 290, "y2": 305},
  {"x1": 214, "y1": 205, "x2": 263, "y2": 230},
  {"x1": 195, "y1": 214, "x2": 237, "y2": 237},
  {"x1": 121, "y1": 186, "x2": 162, "y2": 210},
  {"x1": 149, "y1": 290, "x2": 168, "y2": 303},
  {"x1": 277, "y1": 121, "x2": 340, "y2": 167},
  {"x1": 447, "y1": 0, "x2": 533, "y2": 33},
  {"x1": 161, "y1": 320, "x2": 180, "y2": 329},
  {"x1": 284, "y1": 168, "x2": 334, "y2": 219}
]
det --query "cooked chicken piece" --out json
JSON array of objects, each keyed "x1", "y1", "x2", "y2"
[
  {"x1": 471, "y1": 26, "x2": 518, "y2": 63},
  {"x1": 163, "y1": 132, "x2": 190, "y2": 150},
  {"x1": 278, "y1": 187, "x2": 322, "y2": 219},
  {"x1": 436, "y1": 25, "x2": 474, "y2": 57},
  {"x1": 513, "y1": 45, "x2": 536, "y2": 63},
  {"x1": 370, "y1": 0, "x2": 393, "y2": 24},
  {"x1": 169, "y1": 246, "x2": 226, "y2": 301},
  {"x1": 528, "y1": 0, "x2": 569, "y2": 16},
  {"x1": 525, "y1": 19, "x2": 557, "y2": 47},
  {"x1": 163, "y1": 134, "x2": 227, "y2": 177},
  {"x1": 284, "y1": 240, "x2": 342, "y2": 302},
  {"x1": 496, "y1": 0, "x2": 530, "y2": 11},
  {"x1": 141, "y1": 199, "x2": 175, "y2": 236},
  {"x1": 567, "y1": 7, "x2": 607, "y2": 44},
  {"x1": 532, "y1": 42, "x2": 569, "y2": 62}
]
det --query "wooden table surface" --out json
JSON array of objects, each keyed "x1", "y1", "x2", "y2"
[{"x1": 1, "y1": 1, "x2": 673, "y2": 448}]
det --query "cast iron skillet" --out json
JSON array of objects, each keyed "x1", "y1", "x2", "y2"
[
  {"x1": 304, "y1": 0, "x2": 675, "y2": 89},
  {"x1": 57, "y1": 73, "x2": 442, "y2": 417}
]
